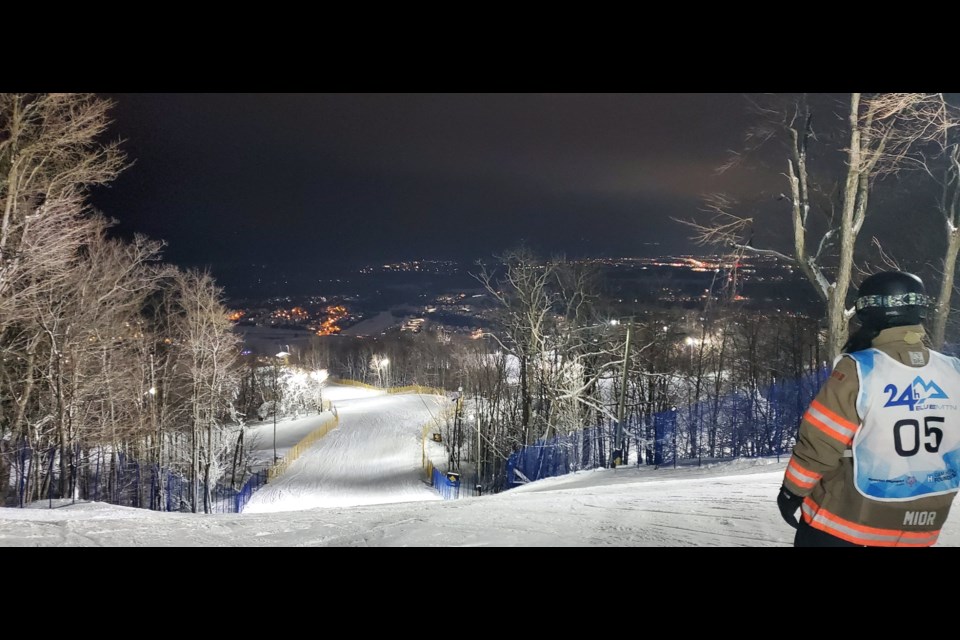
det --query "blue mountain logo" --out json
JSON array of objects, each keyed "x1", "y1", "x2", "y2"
[
  {"x1": 913, "y1": 377, "x2": 948, "y2": 403},
  {"x1": 883, "y1": 378, "x2": 948, "y2": 410}
]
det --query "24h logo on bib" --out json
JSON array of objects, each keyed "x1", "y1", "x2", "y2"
[{"x1": 884, "y1": 377, "x2": 949, "y2": 411}]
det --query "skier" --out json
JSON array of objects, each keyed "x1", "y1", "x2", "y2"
[{"x1": 777, "y1": 271, "x2": 960, "y2": 546}]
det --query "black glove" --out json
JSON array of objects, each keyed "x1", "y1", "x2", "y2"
[{"x1": 777, "y1": 485, "x2": 803, "y2": 529}]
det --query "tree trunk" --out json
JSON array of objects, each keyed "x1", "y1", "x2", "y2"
[
  {"x1": 932, "y1": 227, "x2": 960, "y2": 350},
  {"x1": 230, "y1": 427, "x2": 244, "y2": 490},
  {"x1": 520, "y1": 354, "x2": 531, "y2": 444},
  {"x1": 709, "y1": 327, "x2": 728, "y2": 458},
  {"x1": 192, "y1": 390, "x2": 200, "y2": 513},
  {"x1": 823, "y1": 94, "x2": 864, "y2": 362},
  {"x1": 0, "y1": 439, "x2": 9, "y2": 505},
  {"x1": 205, "y1": 413, "x2": 213, "y2": 513}
]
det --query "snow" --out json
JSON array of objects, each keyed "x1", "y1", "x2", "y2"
[
  {"x1": 243, "y1": 382, "x2": 387, "y2": 465},
  {"x1": 2, "y1": 383, "x2": 959, "y2": 547},
  {"x1": 243, "y1": 391, "x2": 447, "y2": 512},
  {"x1": 339, "y1": 311, "x2": 401, "y2": 336}
]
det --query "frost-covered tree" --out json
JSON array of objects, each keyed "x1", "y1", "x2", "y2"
[
  {"x1": 171, "y1": 269, "x2": 241, "y2": 513},
  {"x1": 0, "y1": 93, "x2": 126, "y2": 502}
]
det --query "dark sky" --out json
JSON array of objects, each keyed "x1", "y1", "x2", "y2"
[{"x1": 87, "y1": 93, "x2": 787, "y2": 292}]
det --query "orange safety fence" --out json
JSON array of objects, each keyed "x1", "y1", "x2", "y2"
[
  {"x1": 267, "y1": 412, "x2": 340, "y2": 481},
  {"x1": 332, "y1": 378, "x2": 447, "y2": 397}
]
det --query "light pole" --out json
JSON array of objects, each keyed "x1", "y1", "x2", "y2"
[
  {"x1": 148, "y1": 353, "x2": 159, "y2": 509},
  {"x1": 455, "y1": 386, "x2": 464, "y2": 470},
  {"x1": 272, "y1": 362, "x2": 278, "y2": 465},
  {"x1": 613, "y1": 319, "x2": 633, "y2": 467},
  {"x1": 671, "y1": 406, "x2": 678, "y2": 469},
  {"x1": 273, "y1": 350, "x2": 290, "y2": 465},
  {"x1": 472, "y1": 410, "x2": 480, "y2": 490}
]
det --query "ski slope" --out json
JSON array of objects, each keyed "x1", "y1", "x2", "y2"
[{"x1": 243, "y1": 384, "x2": 449, "y2": 512}]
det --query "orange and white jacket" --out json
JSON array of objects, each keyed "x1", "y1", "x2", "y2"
[{"x1": 783, "y1": 325, "x2": 960, "y2": 547}]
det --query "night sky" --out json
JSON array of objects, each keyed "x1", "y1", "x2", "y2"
[{"x1": 91, "y1": 93, "x2": 921, "y2": 296}]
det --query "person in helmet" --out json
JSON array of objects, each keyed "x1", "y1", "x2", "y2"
[{"x1": 777, "y1": 271, "x2": 960, "y2": 546}]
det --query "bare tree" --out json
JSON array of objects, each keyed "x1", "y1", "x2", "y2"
[
  {"x1": 14, "y1": 216, "x2": 163, "y2": 497},
  {"x1": 475, "y1": 247, "x2": 557, "y2": 444},
  {"x1": 929, "y1": 141, "x2": 960, "y2": 349},
  {"x1": 0, "y1": 93, "x2": 125, "y2": 500},
  {"x1": 171, "y1": 269, "x2": 242, "y2": 513},
  {"x1": 0, "y1": 94, "x2": 252, "y2": 511},
  {"x1": 0, "y1": 93, "x2": 124, "y2": 307},
  {"x1": 681, "y1": 93, "x2": 950, "y2": 360}
]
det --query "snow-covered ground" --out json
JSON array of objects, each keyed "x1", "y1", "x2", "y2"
[
  {"x1": 339, "y1": 311, "x2": 401, "y2": 337},
  {"x1": 242, "y1": 382, "x2": 388, "y2": 467},
  {"x1": 243, "y1": 386, "x2": 448, "y2": 512},
  {"x1": 2, "y1": 383, "x2": 959, "y2": 547}
]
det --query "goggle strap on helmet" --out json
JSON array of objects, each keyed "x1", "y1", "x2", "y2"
[{"x1": 855, "y1": 292, "x2": 932, "y2": 311}]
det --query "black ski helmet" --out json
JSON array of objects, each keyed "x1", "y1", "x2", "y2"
[{"x1": 854, "y1": 271, "x2": 930, "y2": 329}]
